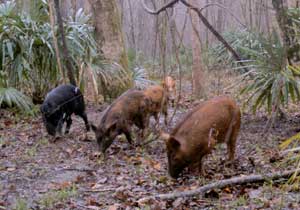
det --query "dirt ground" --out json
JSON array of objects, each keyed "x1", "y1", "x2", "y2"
[{"x1": 1, "y1": 96, "x2": 300, "y2": 209}]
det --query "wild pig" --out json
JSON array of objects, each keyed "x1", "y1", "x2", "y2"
[
  {"x1": 143, "y1": 85, "x2": 168, "y2": 126},
  {"x1": 161, "y1": 96, "x2": 241, "y2": 178},
  {"x1": 40, "y1": 84, "x2": 90, "y2": 136},
  {"x1": 91, "y1": 89, "x2": 150, "y2": 154},
  {"x1": 162, "y1": 76, "x2": 176, "y2": 104}
]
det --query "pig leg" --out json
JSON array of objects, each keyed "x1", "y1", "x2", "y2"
[
  {"x1": 122, "y1": 126, "x2": 133, "y2": 145},
  {"x1": 140, "y1": 114, "x2": 151, "y2": 143},
  {"x1": 226, "y1": 126, "x2": 239, "y2": 163},
  {"x1": 65, "y1": 115, "x2": 72, "y2": 134},
  {"x1": 162, "y1": 99, "x2": 168, "y2": 126},
  {"x1": 56, "y1": 116, "x2": 64, "y2": 135},
  {"x1": 198, "y1": 157, "x2": 206, "y2": 176},
  {"x1": 163, "y1": 109, "x2": 168, "y2": 126},
  {"x1": 78, "y1": 112, "x2": 90, "y2": 132},
  {"x1": 154, "y1": 113, "x2": 159, "y2": 126}
]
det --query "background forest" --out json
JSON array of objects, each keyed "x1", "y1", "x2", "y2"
[{"x1": 1, "y1": 0, "x2": 300, "y2": 209}]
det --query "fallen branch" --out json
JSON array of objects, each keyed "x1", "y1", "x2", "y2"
[{"x1": 138, "y1": 169, "x2": 299, "y2": 203}]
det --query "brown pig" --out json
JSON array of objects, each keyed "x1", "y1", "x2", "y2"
[
  {"x1": 143, "y1": 85, "x2": 168, "y2": 126},
  {"x1": 161, "y1": 96, "x2": 241, "y2": 178},
  {"x1": 162, "y1": 76, "x2": 176, "y2": 104},
  {"x1": 91, "y1": 89, "x2": 150, "y2": 154}
]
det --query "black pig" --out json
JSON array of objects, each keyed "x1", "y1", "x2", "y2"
[{"x1": 40, "y1": 84, "x2": 90, "y2": 136}]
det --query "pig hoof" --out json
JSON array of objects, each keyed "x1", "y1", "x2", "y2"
[
  {"x1": 199, "y1": 169, "x2": 207, "y2": 177},
  {"x1": 49, "y1": 136, "x2": 60, "y2": 143},
  {"x1": 49, "y1": 138, "x2": 56, "y2": 143}
]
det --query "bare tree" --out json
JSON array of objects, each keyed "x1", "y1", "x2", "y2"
[
  {"x1": 48, "y1": 0, "x2": 65, "y2": 83},
  {"x1": 189, "y1": 0, "x2": 205, "y2": 98},
  {"x1": 88, "y1": 0, "x2": 129, "y2": 70},
  {"x1": 53, "y1": 0, "x2": 77, "y2": 86}
]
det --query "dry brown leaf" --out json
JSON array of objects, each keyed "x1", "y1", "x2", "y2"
[
  {"x1": 108, "y1": 204, "x2": 119, "y2": 210},
  {"x1": 51, "y1": 181, "x2": 72, "y2": 190},
  {"x1": 86, "y1": 198, "x2": 102, "y2": 207},
  {"x1": 6, "y1": 167, "x2": 16, "y2": 172}
]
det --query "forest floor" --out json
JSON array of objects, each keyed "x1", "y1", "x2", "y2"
[{"x1": 1, "y1": 82, "x2": 300, "y2": 209}]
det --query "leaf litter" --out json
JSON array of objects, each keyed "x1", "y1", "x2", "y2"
[{"x1": 0, "y1": 104, "x2": 300, "y2": 209}]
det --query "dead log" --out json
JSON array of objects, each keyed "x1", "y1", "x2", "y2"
[{"x1": 138, "y1": 169, "x2": 299, "y2": 203}]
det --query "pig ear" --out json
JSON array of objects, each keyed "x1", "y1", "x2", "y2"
[
  {"x1": 168, "y1": 137, "x2": 181, "y2": 149},
  {"x1": 160, "y1": 131, "x2": 170, "y2": 141},
  {"x1": 91, "y1": 124, "x2": 98, "y2": 132},
  {"x1": 108, "y1": 121, "x2": 117, "y2": 131}
]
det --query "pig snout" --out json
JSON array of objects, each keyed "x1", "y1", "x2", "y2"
[{"x1": 45, "y1": 122, "x2": 56, "y2": 136}]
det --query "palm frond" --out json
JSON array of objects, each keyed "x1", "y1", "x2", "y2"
[
  {"x1": 0, "y1": 87, "x2": 34, "y2": 114},
  {"x1": 238, "y1": 31, "x2": 300, "y2": 114}
]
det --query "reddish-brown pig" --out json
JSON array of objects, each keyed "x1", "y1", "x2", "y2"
[
  {"x1": 91, "y1": 89, "x2": 150, "y2": 154},
  {"x1": 161, "y1": 96, "x2": 241, "y2": 178},
  {"x1": 162, "y1": 76, "x2": 176, "y2": 104},
  {"x1": 143, "y1": 85, "x2": 168, "y2": 125}
]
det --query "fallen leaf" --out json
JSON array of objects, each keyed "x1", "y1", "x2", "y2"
[
  {"x1": 4, "y1": 120, "x2": 12, "y2": 127},
  {"x1": 86, "y1": 198, "x2": 102, "y2": 207},
  {"x1": 65, "y1": 148, "x2": 74, "y2": 156},
  {"x1": 223, "y1": 187, "x2": 232, "y2": 193},
  {"x1": 173, "y1": 198, "x2": 184, "y2": 208},
  {"x1": 108, "y1": 204, "x2": 119, "y2": 210},
  {"x1": 74, "y1": 175, "x2": 84, "y2": 184},
  {"x1": 113, "y1": 190, "x2": 129, "y2": 201},
  {"x1": 116, "y1": 176, "x2": 124, "y2": 181},
  {"x1": 248, "y1": 189, "x2": 262, "y2": 199},
  {"x1": 7, "y1": 167, "x2": 16, "y2": 172},
  {"x1": 51, "y1": 181, "x2": 72, "y2": 190},
  {"x1": 153, "y1": 162, "x2": 161, "y2": 170},
  {"x1": 85, "y1": 206, "x2": 101, "y2": 210},
  {"x1": 98, "y1": 177, "x2": 108, "y2": 184}
]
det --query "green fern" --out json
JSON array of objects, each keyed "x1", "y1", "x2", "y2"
[
  {"x1": 0, "y1": 87, "x2": 34, "y2": 113},
  {"x1": 239, "y1": 31, "x2": 300, "y2": 114}
]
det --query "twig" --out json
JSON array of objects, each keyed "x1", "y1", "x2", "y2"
[
  {"x1": 141, "y1": 0, "x2": 179, "y2": 15},
  {"x1": 141, "y1": 134, "x2": 160, "y2": 146},
  {"x1": 60, "y1": 167, "x2": 96, "y2": 173},
  {"x1": 180, "y1": 0, "x2": 248, "y2": 72},
  {"x1": 199, "y1": 3, "x2": 247, "y2": 28},
  {"x1": 138, "y1": 169, "x2": 299, "y2": 203},
  {"x1": 80, "y1": 188, "x2": 115, "y2": 193}
]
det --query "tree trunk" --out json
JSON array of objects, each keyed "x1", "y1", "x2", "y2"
[
  {"x1": 249, "y1": 0, "x2": 253, "y2": 30},
  {"x1": 48, "y1": 0, "x2": 65, "y2": 83},
  {"x1": 272, "y1": 0, "x2": 295, "y2": 64},
  {"x1": 127, "y1": 0, "x2": 136, "y2": 52},
  {"x1": 159, "y1": 1, "x2": 168, "y2": 78},
  {"x1": 88, "y1": 0, "x2": 129, "y2": 70},
  {"x1": 190, "y1": 0, "x2": 205, "y2": 98},
  {"x1": 217, "y1": 0, "x2": 224, "y2": 32},
  {"x1": 53, "y1": 0, "x2": 76, "y2": 86}
]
